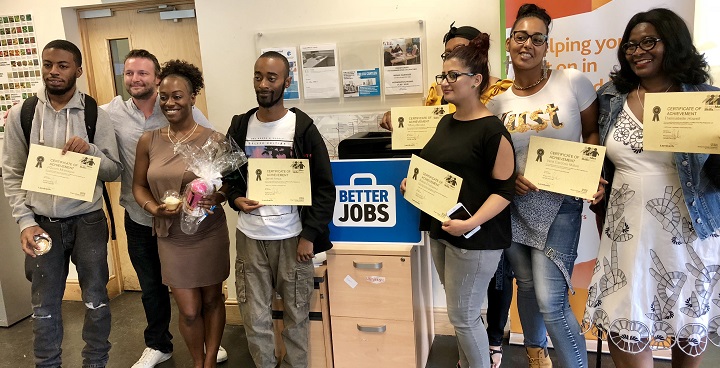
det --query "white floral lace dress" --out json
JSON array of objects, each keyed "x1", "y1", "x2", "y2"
[{"x1": 582, "y1": 101, "x2": 720, "y2": 356}]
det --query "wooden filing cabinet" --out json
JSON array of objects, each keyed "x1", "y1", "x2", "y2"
[
  {"x1": 272, "y1": 265, "x2": 333, "y2": 368},
  {"x1": 327, "y1": 243, "x2": 434, "y2": 368}
]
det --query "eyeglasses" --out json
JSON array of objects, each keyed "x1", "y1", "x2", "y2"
[
  {"x1": 511, "y1": 31, "x2": 548, "y2": 46},
  {"x1": 436, "y1": 71, "x2": 476, "y2": 84},
  {"x1": 621, "y1": 37, "x2": 662, "y2": 55}
]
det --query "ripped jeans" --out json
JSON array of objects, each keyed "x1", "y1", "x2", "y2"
[
  {"x1": 26, "y1": 209, "x2": 111, "y2": 368},
  {"x1": 235, "y1": 230, "x2": 314, "y2": 368}
]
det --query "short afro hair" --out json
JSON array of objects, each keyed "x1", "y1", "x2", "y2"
[
  {"x1": 159, "y1": 59, "x2": 204, "y2": 96},
  {"x1": 43, "y1": 39, "x2": 82, "y2": 67}
]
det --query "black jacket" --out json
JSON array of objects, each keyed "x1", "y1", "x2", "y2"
[{"x1": 225, "y1": 107, "x2": 335, "y2": 254}]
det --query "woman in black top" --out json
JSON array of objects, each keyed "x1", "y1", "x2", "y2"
[{"x1": 401, "y1": 33, "x2": 515, "y2": 368}]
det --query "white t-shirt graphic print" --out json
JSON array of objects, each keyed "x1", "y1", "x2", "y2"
[{"x1": 237, "y1": 110, "x2": 302, "y2": 240}]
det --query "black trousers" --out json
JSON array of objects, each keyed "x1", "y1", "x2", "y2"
[{"x1": 125, "y1": 212, "x2": 173, "y2": 353}]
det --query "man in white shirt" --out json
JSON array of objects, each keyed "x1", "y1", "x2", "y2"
[{"x1": 225, "y1": 51, "x2": 335, "y2": 368}]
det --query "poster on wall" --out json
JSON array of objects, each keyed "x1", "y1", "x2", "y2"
[
  {"x1": 382, "y1": 37, "x2": 423, "y2": 95},
  {"x1": 300, "y1": 43, "x2": 340, "y2": 99},
  {"x1": 503, "y1": 0, "x2": 694, "y2": 89},
  {"x1": 342, "y1": 68, "x2": 380, "y2": 97},
  {"x1": 0, "y1": 13, "x2": 41, "y2": 131},
  {"x1": 260, "y1": 46, "x2": 300, "y2": 100}
]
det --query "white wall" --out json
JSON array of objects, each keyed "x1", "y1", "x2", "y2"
[{"x1": 695, "y1": 0, "x2": 720, "y2": 83}]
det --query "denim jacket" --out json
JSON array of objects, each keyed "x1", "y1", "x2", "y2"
[{"x1": 597, "y1": 82, "x2": 720, "y2": 240}]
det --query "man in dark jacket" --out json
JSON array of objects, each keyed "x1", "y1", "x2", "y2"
[{"x1": 225, "y1": 51, "x2": 334, "y2": 368}]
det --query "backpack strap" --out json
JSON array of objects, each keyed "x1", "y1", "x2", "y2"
[
  {"x1": 19, "y1": 94, "x2": 98, "y2": 145},
  {"x1": 20, "y1": 95, "x2": 39, "y2": 146},
  {"x1": 83, "y1": 94, "x2": 98, "y2": 143}
]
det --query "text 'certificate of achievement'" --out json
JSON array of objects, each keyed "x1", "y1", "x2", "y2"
[
  {"x1": 523, "y1": 136, "x2": 605, "y2": 200},
  {"x1": 391, "y1": 105, "x2": 448, "y2": 150},
  {"x1": 403, "y1": 154, "x2": 462, "y2": 221},
  {"x1": 21, "y1": 144, "x2": 101, "y2": 202},
  {"x1": 247, "y1": 158, "x2": 311, "y2": 205},
  {"x1": 643, "y1": 92, "x2": 720, "y2": 154}
]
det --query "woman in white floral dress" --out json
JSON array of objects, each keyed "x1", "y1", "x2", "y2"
[{"x1": 583, "y1": 8, "x2": 720, "y2": 368}]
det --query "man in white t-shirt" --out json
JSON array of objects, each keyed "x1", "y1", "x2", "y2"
[{"x1": 225, "y1": 51, "x2": 335, "y2": 368}]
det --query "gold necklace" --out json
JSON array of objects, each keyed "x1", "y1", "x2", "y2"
[
  {"x1": 513, "y1": 68, "x2": 547, "y2": 90},
  {"x1": 167, "y1": 122, "x2": 199, "y2": 150},
  {"x1": 636, "y1": 83, "x2": 673, "y2": 110}
]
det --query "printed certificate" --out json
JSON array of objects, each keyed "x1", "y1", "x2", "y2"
[
  {"x1": 523, "y1": 136, "x2": 605, "y2": 200},
  {"x1": 644, "y1": 92, "x2": 720, "y2": 154},
  {"x1": 403, "y1": 154, "x2": 462, "y2": 221},
  {"x1": 21, "y1": 144, "x2": 101, "y2": 202},
  {"x1": 246, "y1": 158, "x2": 311, "y2": 205},
  {"x1": 391, "y1": 105, "x2": 448, "y2": 149}
]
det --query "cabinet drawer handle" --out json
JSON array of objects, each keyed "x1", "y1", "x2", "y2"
[
  {"x1": 357, "y1": 324, "x2": 387, "y2": 333},
  {"x1": 353, "y1": 261, "x2": 383, "y2": 269}
]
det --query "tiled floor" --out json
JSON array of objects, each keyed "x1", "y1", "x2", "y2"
[{"x1": 0, "y1": 292, "x2": 718, "y2": 367}]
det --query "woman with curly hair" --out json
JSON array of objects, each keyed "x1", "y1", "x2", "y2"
[
  {"x1": 133, "y1": 60, "x2": 229, "y2": 368},
  {"x1": 582, "y1": 8, "x2": 720, "y2": 368}
]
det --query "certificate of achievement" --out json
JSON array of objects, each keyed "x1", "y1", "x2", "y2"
[
  {"x1": 644, "y1": 92, "x2": 720, "y2": 154},
  {"x1": 21, "y1": 144, "x2": 101, "y2": 202},
  {"x1": 391, "y1": 105, "x2": 448, "y2": 149},
  {"x1": 246, "y1": 158, "x2": 311, "y2": 205},
  {"x1": 403, "y1": 154, "x2": 462, "y2": 221},
  {"x1": 523, "y1": 136, "x2": 605, "y2": 200}
]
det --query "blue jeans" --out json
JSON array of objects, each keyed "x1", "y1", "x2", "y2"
[
  {"x1": 430, "y1": 238, "x2": 502, "y2": 368},
  {"x1": 505, "y1": 196, "x2": 587, "y2": 368},
  {"x1": 25, "y1": 210, "x2": 111, "y2": 368},
  {"x1": 124, "y1": 212, "x2": 172, "y2": 353}
]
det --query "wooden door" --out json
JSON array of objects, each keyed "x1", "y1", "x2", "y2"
[{"x1": 77, "y1": 0, "x2": 206, "y2": 292}]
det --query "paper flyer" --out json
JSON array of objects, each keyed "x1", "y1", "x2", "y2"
[
  {"x1": 300, "y1": 43, "x2": 340, "y2": 99},
  {"x1": 342, "y1": 68, "x2": 380, "y2": 97},
  {"x1": 382, "y1": 37, "x2": 423, "y2": 95},
  {"x1": 260, "y1": 46, "x2": 300, "y2": 100},
  {"x1": 0, "y1": 12, "x2": 41, "y2": 118}
]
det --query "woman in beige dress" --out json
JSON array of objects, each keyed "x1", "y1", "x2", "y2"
[{"x1": 133, "y1": 60, "x2": 229, "y2": 368}]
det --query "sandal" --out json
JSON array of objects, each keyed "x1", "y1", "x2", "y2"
[{"x1": 490, "y1": 347, "x2": 503, "y2": 368}]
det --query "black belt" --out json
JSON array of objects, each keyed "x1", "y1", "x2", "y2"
[{"x1": 35, "y1": 209, "x2": 103, "y2": 223}]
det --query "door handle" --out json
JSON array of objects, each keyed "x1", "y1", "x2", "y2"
[
  {"x1": 353, "y1": 261, "x2": 383, "y2": 269},
  {"x1": 357, "y1": 324, "x2": 387, "y2": 333}
]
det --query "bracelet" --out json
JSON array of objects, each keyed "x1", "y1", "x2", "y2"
[
  {"x1": 142, "y1": 200, "x2": 153, "y2": 212},
  {"x1": 216, "y1": 190, "x2": 228, "y2": 204}
]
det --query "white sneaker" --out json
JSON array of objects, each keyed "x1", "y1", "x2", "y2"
[
  {"x1": 131, "y1": 347, "x2": 172, "y2": 368},
  {"x1": 216, "y1": 345, "x2": 228, "y2": 363}
]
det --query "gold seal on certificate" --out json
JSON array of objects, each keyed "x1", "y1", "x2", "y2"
[
  {"x1": 391, "y1": 105, "x2": 449, "y2": 150},
  {"x1": 21, "y1": 144, "x2": 101, "y2": 202},
  {"x1": 644, "y1": 91, "x2": 720, "y2": 154},
  {"x1": 403, "y1": 154, "x2": 462, "y2": 221},
  {"x1": 247, "y1": 158, "x2": 311, "y2": 205},
  {"x1": 523, "y1": 136, "x2": 605, "y2": 200}
]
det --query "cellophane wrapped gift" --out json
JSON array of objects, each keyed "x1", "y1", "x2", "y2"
[{"x1": 175, "y1": 132, "x2": 247, "y2": 234}]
